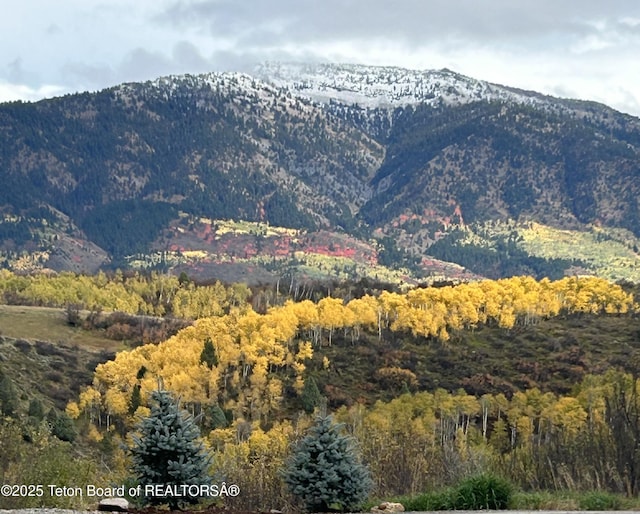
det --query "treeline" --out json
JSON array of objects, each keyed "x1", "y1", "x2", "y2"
[
  {"x1": 71, "y1": 276, "x2": 633, "y2": 434},
  {"x1": 0, "y1": 269, "x2": 251, "y2": 318}
]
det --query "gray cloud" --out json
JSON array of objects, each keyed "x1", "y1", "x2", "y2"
[
  {"x1": 156, "y1": 0, "x2": 639, "y2": 52},
  {"x1": 61, "y1": 62, "x2": 117, "y2": 90}
]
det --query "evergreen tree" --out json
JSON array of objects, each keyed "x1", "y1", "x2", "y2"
[
  {"x1": 283, "y1": 415, "x2": 372, "y2": 512},
  {"x1": 301, "y1": 376, "x2": 322, "y2": 414},
  {"x1": 129, "y1": 384, "x2": 142, "y2": 415},
  {"x1": 205, "y1": 403, "x2": 228, "y2": 430},
  {"x1": 51, "y1": 411, "x2": 77, "y2": 442},
  {"x1": 45, "y1": 408, "x2": 77, "y2": 442},
  {"x1": 27, "y1": 398, "x2": 45, "y2": 422},
  {"x1": 0, "y1": 369, "x2": 18, "y2": 417},
  {"x1": 130, "y1": 389, "x2": 211, "y2": 508},
  {"x1": 200, "y1": 338, "x2": 218, "y2": 370}
]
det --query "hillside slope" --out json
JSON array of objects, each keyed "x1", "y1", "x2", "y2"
[{"x1": 0, "y1": 63, "x2": 639, "y2": 280}]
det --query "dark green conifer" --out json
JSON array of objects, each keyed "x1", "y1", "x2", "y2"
[
  {"x1": 200, "y1": 338, "x2": 218, "y2": 369},
  {"x1": 51, "y1": 411, "x2": 77, "y2": 442},
  {"x1": 130, "y1": 389, "x2": 211, "y2": 509},
  {"x1": 27, "y1": 398, "x2": 45, "y2": 422},
  {"x1": 300, "y1": 376, "x2": 322, "y2": 414},
  {"x1": 283, "y1": 415, "x2": 372, "y2": 512},
  {"x1": 129, "y1": 384, "x2": 142, "y2": 415},
  {"x1": 0, "y1": 369, "x2": 18, "y2": 417},
  {"x1": 205, "y1": 403, "x2": 228, "y2": 430}
]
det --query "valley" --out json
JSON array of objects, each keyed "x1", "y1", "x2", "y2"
[{"x1": 1, "y1": 62, "x2": 640, "y2": 511}]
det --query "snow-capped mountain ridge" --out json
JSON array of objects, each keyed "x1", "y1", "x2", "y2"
[
  {"x1": 115, "y1": 71, "x2": 294, "y2": 107},
  {"x1": 254, "y1": 61, "x2": 563, "y2": 111},
  {"x1": 109, "y1": 61, "x2": 624, "y2": 125}
]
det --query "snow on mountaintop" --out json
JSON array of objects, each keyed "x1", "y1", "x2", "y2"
[
  {"x1": 255, "y1": 62, "x2": 561, "y2": 111},
  {"x1": 115, "y1": 70, "x2": 319, "y2": 115},
  {"x1": 111, "y1": 61, "x2": 618, "y2": 123},
  {"x1": 116, "y1": 71, "x2": 278, "y2": 102}
]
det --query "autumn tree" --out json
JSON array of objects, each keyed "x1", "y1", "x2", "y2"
[{"x1": 605, "y1": 373, "x2": 640, "y2": 496}]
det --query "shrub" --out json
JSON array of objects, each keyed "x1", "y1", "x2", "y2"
[
  {"x1": 13, "y1": 339, "x2": 31, "y2": 353},
  {"x1": 51, "y1": 410, "x2": 77, "y2": 442},
  {"x1": 0, "y1": 368, "x2": 18, "y2": 417},
  {"x1": 453, "y1": 473, "x2": 513, "y2": 510},
  {"x1": 579, "y1": 491, "x2": 622, "y2": 511},
  {"x1": 401, "y1": 489, "x2": 456, "y2": 511},
  {"x1": 374, "y1": 366, "x2": 418, "y2": 391}
]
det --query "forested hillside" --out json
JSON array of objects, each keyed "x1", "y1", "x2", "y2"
[
  {"x1": 0, "y1": 64, "x2": 639, "y2": 281},
  {"x1": 2, "y1": 270, "x2": 640, "y2": 510}
]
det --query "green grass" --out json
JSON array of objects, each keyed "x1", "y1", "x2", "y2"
[
  {"x1": 0, "y1": 304, "x2": 129, "y2": 414},
  {"x1": 0, "y1": 304, "x2": 126, "y2": 352},
  {"x1": 369, "y1": 473, "x2": 512, "y2": 511},
  {"x1": 510, "y1": 489, "x2": 640, "y2": 511},
  {"x1": 378, "y1": 486, "x2": 639, "y2": 511},
  {"x1": 579, "y1": 490, "x2": 624, "y2": 510}
]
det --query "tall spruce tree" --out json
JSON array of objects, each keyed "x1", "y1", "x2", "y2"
[
  {"x1": 130, "y1": 389, "x2": 211, "y2": 508},
  {"x1": 301, "y1": 376, "x2": 322, "y2": 414},
  {"x1": 283, "y1": 415, "x2": 372, "y2": 512}
]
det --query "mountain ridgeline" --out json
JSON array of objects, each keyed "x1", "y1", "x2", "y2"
[{"x1": 0, "y1": 63, "x2": 639, "y2": 279}]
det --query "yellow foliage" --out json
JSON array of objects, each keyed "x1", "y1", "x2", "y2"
[
  {"x1": 65, "y1": 401, "x2": 81, "y2": 419},
  {"x1": 79, "y1": 274, "x2": 633, "y2": 443},
  {"x1": 86, "y1": 424, "x2": 103, "y2": 443},
  {"x1": 78, "y1": 387, "x2": 102, "y2": 410}
]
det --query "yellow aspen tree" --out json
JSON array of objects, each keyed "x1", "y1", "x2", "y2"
[
  {"x1": 66, "y1": 401, "x2": 81, "y2": 419},
  {"x1": 543, "y1": 396, "x2": 587, "y2": 437},
  {"x1": 317, "y1": 297, "x2": 346, "y2": 346},
  {"x1": 575, "y1": 374, "x2": 607, "y2": 427},
  {"x1": 346, "y1": 296, "x2": 378, "y2": 342},
  {"x1": 378, "y1": 291, "x2": 407, "y2": 329},
  {"x1": 479, "y1": 394, "x2": 494, "y2": 441},
  {"x1": 452, "y1": 389, "x2": 480, "y2": 435},
  {"x1": 77, "y1": 385, "x2": 105, "y2": 429},
  {"x1": 478, "y1": 280, "x2": 502, "y2": 322},
  {"x1": 104, "y1": 388, "x2": 129, "y2": 418},
  {"x1": 287, "y1": 300, "x2": 320, "y2": 342}
]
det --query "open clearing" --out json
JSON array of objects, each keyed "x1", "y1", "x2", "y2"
[{"x1": 0, "y1": 304, "x2": 124, "y2": 352}]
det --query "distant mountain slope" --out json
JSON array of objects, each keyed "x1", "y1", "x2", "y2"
[
  {"x1": 0, "y1": 72, "x2": 382, "y2": 238},
  {"x1": 361, "y1": 100, "x2": 640, "y2": 231},
  {"x1": 257, "y1": 62, "x2": 640, "y2": 234},
  {"x1": 0, "y1": 62, "x2": 639, "y2": 280}
]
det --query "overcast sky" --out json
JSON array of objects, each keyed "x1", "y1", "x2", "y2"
[{"x1": 2, "y1": 0, "x2": 640, "y2": 116}]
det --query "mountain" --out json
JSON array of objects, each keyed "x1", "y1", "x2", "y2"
[
  {"x1": 0, "y1": 62, "x2": 639, "y2": 281},
  {"x1": 255, "y1": 61, "x2": 576, "y2": 109}
]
